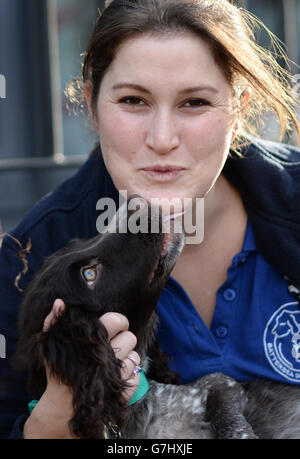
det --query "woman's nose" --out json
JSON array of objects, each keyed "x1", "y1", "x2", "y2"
[{"x1": 145, "y1": 110, "x2": 180, "y2": 154}]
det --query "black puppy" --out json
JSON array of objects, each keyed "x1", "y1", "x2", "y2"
[
  {"x1": 15, "y1": 196, "x2": 186, "y2": 438},
  {"x1": 15, "y1": 197, "x2": 300, "y2": 439}
]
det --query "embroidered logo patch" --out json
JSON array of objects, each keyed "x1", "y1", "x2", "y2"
[{"x1": 264, "y1": 302, "x2": 300, "y2": 383}]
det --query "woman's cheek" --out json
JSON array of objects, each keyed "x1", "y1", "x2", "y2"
[
  {"x1": 104, "y1": 113, "x2": 144, "y2": 157},
  {"x1": 189, "y1": 115, "x2": 233, "y2": 154}
]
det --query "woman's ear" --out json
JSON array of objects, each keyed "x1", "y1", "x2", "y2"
[
  {"x1": 240, "y1": 88, "x2": 251, "y2": 112},
  {"x1": 231, "y1": 88, "x2": 251, "y2": 142},
  {"x1": 84, "y1": 82, "x2": 99, "y2": 132}
]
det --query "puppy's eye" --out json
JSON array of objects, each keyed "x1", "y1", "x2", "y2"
[{"x1": 81, "y1": 265, "x2": 97, "y2": 283}]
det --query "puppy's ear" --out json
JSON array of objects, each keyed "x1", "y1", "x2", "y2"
[{"x1": 41, "y1": 307, "x2": 128, "y2": 439}]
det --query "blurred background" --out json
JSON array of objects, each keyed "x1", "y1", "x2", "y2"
[{"x1": 0, "y1": 0, "x2": 299, "y2": 231}]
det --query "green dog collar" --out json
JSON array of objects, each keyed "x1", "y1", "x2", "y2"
[
  {"x1": 28, "y1": 399, "x2": 38, "y2": 414},
  {"x1": 28, "y1": 370, "x2": 149, "y2": 414},
  {"x1": 127, "y1": 370, "x2": 149, "y2": 406}
]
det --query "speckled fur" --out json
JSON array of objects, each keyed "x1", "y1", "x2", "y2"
[{"x1": 121, "y1": 365, "x2": 300, "y2": 439}]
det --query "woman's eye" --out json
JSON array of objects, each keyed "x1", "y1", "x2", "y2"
[
  {"x1": 183, "y1": 98, "x2": 209, "y2": 108},
  {"x1": 81, "y1": 266, "x2": 97, "y2": 282},
  {"x1": 119, "y1": 96, "x2": 145, "y2": 106}
]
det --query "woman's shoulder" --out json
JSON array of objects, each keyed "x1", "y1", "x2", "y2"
[
  {"x1": 9, "y1": 150, "x2": 112, "y2": 245},
  {"x1": 225, "y1": 136, "x2": 300, "y2": 195},
  {"x1": 225, "y1": 136, "x2": 300, "y2": 283},
  {"x1": 245, "y1": 136, "x2": 300, "y2": 164},
  {"x1": 12, "y1": 153, "x2": 99, "y2": 239}
]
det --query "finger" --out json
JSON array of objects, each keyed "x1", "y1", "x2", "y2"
[
  {"x1": 43, "y1": 299, "x2": 66, "y2": 332},
  {"x1": 120, "y1": 351, "x2": 141, "y2": 380},
  {"x1": 110, "y1": 330, "x2": 137, "y2": 360},
  {"x1": 99, "y1": 312, "x2": 129, "y2": 340}
]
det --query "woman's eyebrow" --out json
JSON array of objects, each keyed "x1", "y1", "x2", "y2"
[
  {"x1": 179, "y1": 86, "x2": 219, "y2": 94},
  {"x1": 112, "y1": 82, "x2": 219, "y2": 94},
  {"x1": 112, "y1": 83, "x2": 151, "y2": 93}
]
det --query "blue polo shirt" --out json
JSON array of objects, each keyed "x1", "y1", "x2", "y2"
[{"x1": 157, "y1": 218, "x2": 300, "y2": 385}]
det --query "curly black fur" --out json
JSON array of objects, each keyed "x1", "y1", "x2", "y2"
[
  {"x1": 42, "y1": 308, "x2": 127, "y2": 438},
  {"x1": 147, "y1": 340, "x2": 180, "y2": 385},
  {"x1": 14, "y1": 197, "x2": 183, "y2": 438}
]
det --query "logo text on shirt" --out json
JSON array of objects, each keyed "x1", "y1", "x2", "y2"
[{"x1": 264, "y1": 302, "x2": 300, "y2": 383}]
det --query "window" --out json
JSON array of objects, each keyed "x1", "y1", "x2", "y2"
[
  {"x1": 245, "y1": 0, "x2": 300, "y2": 143},
  {"x1": 52, "y1": 0, "x2": 102, "y2": 158},
  {"x1": 0, "y1": 0, "x2": 104, "y2": 230}
]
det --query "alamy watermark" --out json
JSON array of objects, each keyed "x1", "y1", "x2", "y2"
[
  {"x1": 0, "y1": 74, "x2": 6, "y2": 99},
  {"x1": 0, "y1": 334, "x2": 6, "y2": 358},
  {"x1": 96, "y1": 191, "x2": 204, "y2": 244}
]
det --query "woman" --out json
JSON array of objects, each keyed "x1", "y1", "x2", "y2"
[{"x1": 1, "y1": 0, "x2": 300, "y2": 438}]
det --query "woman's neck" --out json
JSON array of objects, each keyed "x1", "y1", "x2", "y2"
[{"x1": 181, "y1": 173, "x2": 243, "y2": 252}]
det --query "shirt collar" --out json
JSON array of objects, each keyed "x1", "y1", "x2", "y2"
[
  {"x1": 230, "y1": 218, "x2": 257, "y2": 268},
  {"x1": 242, "y1": 218, "x2": 257, "y2": 253}
]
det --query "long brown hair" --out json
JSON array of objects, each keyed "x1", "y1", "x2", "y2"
[{"x1": 67, "y1": 0, "x2": 300, "y2": 152}]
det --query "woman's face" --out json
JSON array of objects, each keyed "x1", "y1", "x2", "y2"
[{"x1": 95, "y1": 32, "x2": 236, "y2": 205}]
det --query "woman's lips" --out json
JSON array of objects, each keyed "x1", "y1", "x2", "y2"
[{"x1": 141, "y1": 166, "x2": 185, "y2": 182}]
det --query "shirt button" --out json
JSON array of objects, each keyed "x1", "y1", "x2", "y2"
[
  {"x1": 216, "y1": 325, "x2": 228, "y2": 338},
  {"x1": 223, "y1": 288, "x2": 236, "y2": 301}
]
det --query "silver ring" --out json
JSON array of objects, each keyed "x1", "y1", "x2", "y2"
[
  {"x1": 127, "y1": 356, "x2": 142, "y2": 375},
  {"x1": 133, "y1": 365, "x2": 142, "y2": 375}
]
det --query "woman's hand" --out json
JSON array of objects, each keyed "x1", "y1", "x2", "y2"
[
  {"x1": 99, "y1": 311, "x2": 141, "y2": 403},
  {"x1": 23, "y1": 299, "x2": 140, "y2": 439}
]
